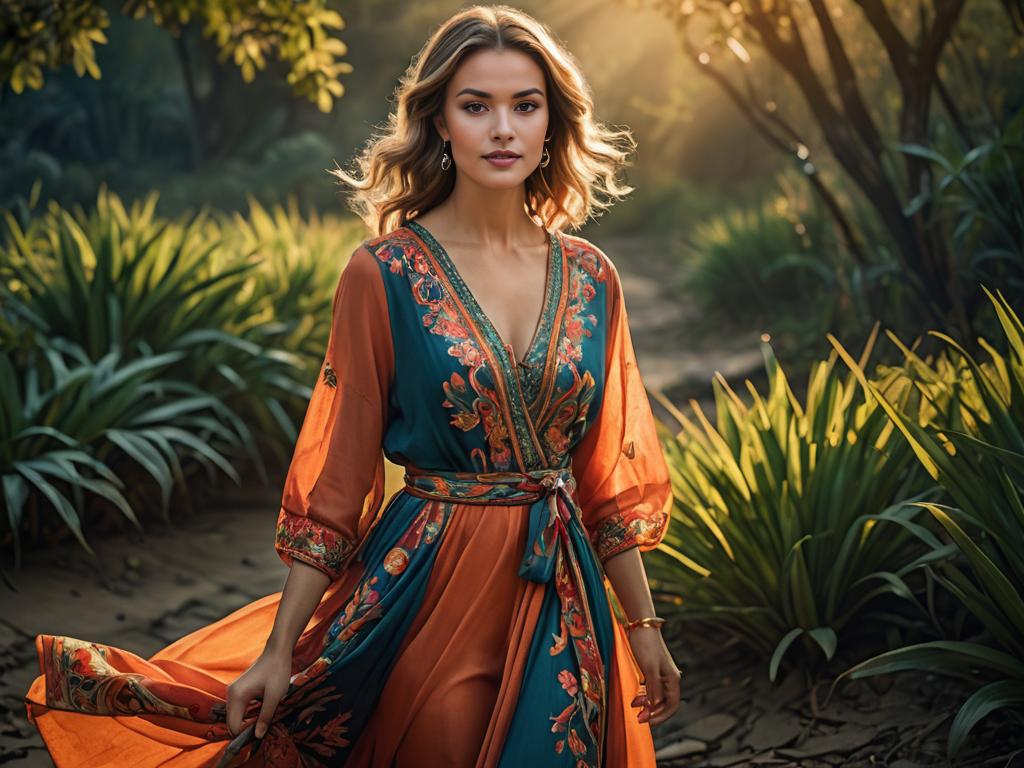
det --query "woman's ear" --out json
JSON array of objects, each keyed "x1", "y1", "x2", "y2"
[{"x1": 433, "y1": 113, "x2": 448, "y2": 142}]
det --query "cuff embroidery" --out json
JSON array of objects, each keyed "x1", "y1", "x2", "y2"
[
  {"x1": 275, "y1": 509, "x2": 356, "y2": 580},
  {"x1": 589, "y1": 508, "x2": 668, "y2": 563}
]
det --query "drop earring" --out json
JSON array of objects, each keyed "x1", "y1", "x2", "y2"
[
  {"x1": 540, "y1": 135, "x2": 552, "y2": 168},
  {"x1": 440, "y1": 140, "x2": 452, "y2": 171}
]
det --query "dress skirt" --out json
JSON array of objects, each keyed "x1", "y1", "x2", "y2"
[{"x1": 25, "y1": 482, "x2": 658, "y2": 767}]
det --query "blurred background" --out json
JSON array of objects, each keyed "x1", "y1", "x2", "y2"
[{"x1": 2, "y1": 1, "x2": 1023, "y2": 765}]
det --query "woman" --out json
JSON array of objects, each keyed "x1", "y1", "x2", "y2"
[{"x1": 25, "y1": 5, "x2": 683, "y2": 766}]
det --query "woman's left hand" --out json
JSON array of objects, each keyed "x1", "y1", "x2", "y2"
[{"x1": 627, "y1": 626, "x2": 683, "y2": 726}]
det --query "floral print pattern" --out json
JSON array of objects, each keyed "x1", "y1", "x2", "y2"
[
  {"x1": 37, "y1": 634, "x2": 232, "y2": 743},
  {"x1": 275, "y1": 511, "x2": 356, "y2": 580},
  {"x1": 588, "y1": 507, "x2": 670, "y2": 563},
  {"x1": 368, "y1": 228, "x2": 521, "y2": 473}
]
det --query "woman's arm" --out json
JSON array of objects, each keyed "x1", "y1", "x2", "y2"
[
  {"x1": 264, "y1": 560, "x2": 332, "y2": 656},
  {"x1": 604, "y1": 547, "x2": 682, "y2": 727},
  {"x1": 226, "y1": 560, "x2": 331, "y2": 739},
  {"x1": 603, "y1": 546, "x2": 656, "y2": 622},
  {"x1": 226, "y1": 245, "x2": 393, "y2": 741}
]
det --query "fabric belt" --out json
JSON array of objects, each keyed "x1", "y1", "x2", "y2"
[{"x1": 402, "y1": 465, "x2": 583, "y2": 584}]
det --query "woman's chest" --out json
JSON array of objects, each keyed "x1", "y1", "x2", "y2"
[
  {"x1": 438, "y1": 239, "x2": 552, "y2": 369},
  {"x1": 367, "y1": 226, "x2": 611, "y2": 472}
]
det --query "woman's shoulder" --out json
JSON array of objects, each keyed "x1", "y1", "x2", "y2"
[
  {"x1": 559, "y1": 231, "x2": 621, "y2": 289},
  {"x1": 363, "y1": 223, "x2": 417, "y2": 250},
  {"x1": 347, "y1": 225, "x2": 421, "y2": 279}
]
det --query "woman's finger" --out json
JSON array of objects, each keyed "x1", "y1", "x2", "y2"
[
  {"x1": 662, "y1": 666, "x2": 681, "y2": 700},
  {"x1": 254, "y1": 683, "x2": 285, "y2": 739},
  {"x1": 225, "y1": 681, "x2": 251, "y2": 737},
  {"x1": 645, "y1": 673, "x2": 664, "y2": 711},
  {"x1": 649, "y1": 666, "x2": 682, "y2": 724}
]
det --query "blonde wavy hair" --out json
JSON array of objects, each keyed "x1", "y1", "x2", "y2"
[{"x1": 329, "y1": 4, "x2": 637, "y2": 237}]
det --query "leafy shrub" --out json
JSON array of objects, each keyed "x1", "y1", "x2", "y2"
[
  {"x1": 647, "y1": 333, "x2": 940, "y2": 679},
  {"x1": 829, "y1": 287, "x2": 1024, "y2": 758},
  {"x1": 0, "y1": 186, "x2": 367, "y2": 577}
]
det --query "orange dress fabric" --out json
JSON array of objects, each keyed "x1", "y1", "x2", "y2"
[{"x1": 25, "y1": 221, "x2": 673, "y2": 767}]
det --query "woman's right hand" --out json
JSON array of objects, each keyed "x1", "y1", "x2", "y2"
[{"x1": 225, "y1": 647, "x2": 293, "y2": 739}]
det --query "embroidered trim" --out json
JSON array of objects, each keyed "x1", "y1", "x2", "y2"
[
  {"x1": 548, "y1": 545, "x2": 606, "y2": 762},
  {"x1": 365, "y1": 229, "x2": 517, "y2": 473},
  {"x1": 275, "y1": 509, "x2": 357, "y2": 580},
  {"x1": 537, "y1": 237, "x2": 605, "y2": 466},
  {"x1": 406, "y1": 219, "x2": 564, "y2": 470},
  {"x1": 589, "y1": 507, "x2": 669, "y2": 562},
  {"x1": 40, "y1": 635, "x2": 206, "y2": 720}
]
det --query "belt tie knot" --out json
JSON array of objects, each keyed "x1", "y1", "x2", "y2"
[
  {"x1": 401, "y1": 465, "x2": 580, "y2": 583},
  {"x1": 540, "y1": 473, "x2": 565, "y2": 491}
]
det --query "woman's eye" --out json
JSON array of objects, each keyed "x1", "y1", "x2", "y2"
[{"x1": 462, "y1": 102, "x2": 539, "y2": 113}]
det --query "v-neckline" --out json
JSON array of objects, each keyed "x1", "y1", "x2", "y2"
[{"x1": 406, "y1": 219, "x2": 558, "y2": 370}]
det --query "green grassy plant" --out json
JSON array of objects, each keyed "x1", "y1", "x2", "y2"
[{"x1": 829, "y1": 287, "x2": 1024, "y2": 758}]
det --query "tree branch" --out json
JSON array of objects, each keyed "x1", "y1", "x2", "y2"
[
  {"x1": 920, "y1": 0, "x2": 968, "y2": 84},
  {"x1": 680, "y1": 34, "x2": 868, "y2": 266},
  {"x1": 806, "y1": 0, "x2": 886, "y2": 158},
  {"x1": 852, "y1": 0, "x2": 914, "y2": 90}
]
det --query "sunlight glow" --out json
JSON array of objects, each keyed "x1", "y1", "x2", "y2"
[{"x1": 727, "y1": 37, "x2": 751, "y2": 63}]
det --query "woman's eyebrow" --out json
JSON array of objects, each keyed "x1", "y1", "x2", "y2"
[{"x1": 455, "y1": 87, "x2": 544, "y2": 98}]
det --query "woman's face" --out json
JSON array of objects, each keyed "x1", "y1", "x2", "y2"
[{"x1": 433, "y1": 47, "x2": 550, "y2": 190}]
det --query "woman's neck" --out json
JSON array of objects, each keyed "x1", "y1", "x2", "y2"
[{"x1": 426, "y1": 182, "x2": 545, "y2": 248}]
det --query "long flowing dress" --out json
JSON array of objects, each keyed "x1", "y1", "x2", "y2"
[{"x1": 24, "y1": 218, "x2": 673, "y2": 767}]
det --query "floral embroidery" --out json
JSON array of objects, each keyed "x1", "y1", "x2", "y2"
[
  {"x1": 41, "y1": 636, "x2": 202, "y2": 720},
  {"x1": 275, "y1": 510, "x2": 356, "y2": 580},
  {"x1": 322, "y1": 361, "x2": 337, "y2": 388},
  {"x1": 589, "y1": 507, "x2": 669, "y2": 562},
  {"x1": 537, "y1": 237, "x2": 606, "y2": 466},
  {"x1": 263, "y1": 683, "x2": 355, "y2": 766},
  {"x1": 542, "y1": 371, "x2": 598, "y2": 467},
  {"x1": 558, "y1": 238, "x2": 604, "y2": 368},
  {"x1": 547, "y1": 545, "x2": 605, "y2": 764},
  {"x1": 383, "y1": 546, "x2": 409, "y2": 575},
  {"x1": 365, "y1": 229, "x2": 517, "y2": 473},
  {"x1": 326, "y1": 576, "x2": 383, "y2": 646},
  {"x1": 291, "y1": 655, "x2": 332, "y2": 688},
  {"x1": 324, "y1": 500, "x2": 446, "y2": 649}
]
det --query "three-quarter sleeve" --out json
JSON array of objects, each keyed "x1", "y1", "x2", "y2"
[
  {"x1": 274, "y1": 244, "x2": 394, "y2": 580},
  {"x1": 571, "y1": 253, "x2": 672, "y2": 564}
]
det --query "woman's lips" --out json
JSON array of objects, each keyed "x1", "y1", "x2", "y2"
[{"x1": 484, "y1": 154, "x2": 520, "y2": 167}]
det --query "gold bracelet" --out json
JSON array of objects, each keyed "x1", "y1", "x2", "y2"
[{"x1": 623, "y1": 616, "x2": 665, "y2": 632}]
